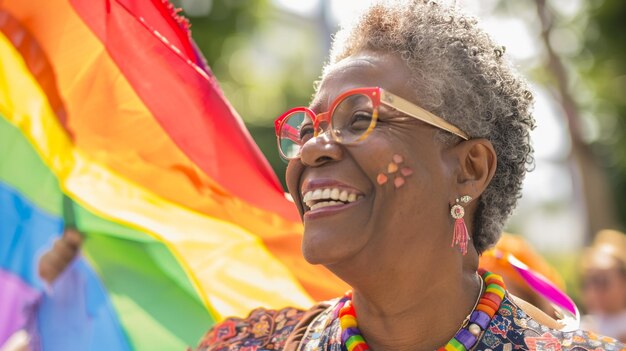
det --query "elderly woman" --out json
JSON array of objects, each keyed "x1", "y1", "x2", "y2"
[{"x1": 195, "y1": 1, "x2": 625, "y2": 350}]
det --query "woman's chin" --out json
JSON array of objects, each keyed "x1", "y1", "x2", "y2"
[
  {"x1": 301, "y1": 234, "x2": 359, "y2": 266},
  {"x1": 301, "y1": 243, "x2": 337, "y2": 265}
]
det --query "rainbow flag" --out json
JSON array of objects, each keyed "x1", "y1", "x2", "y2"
[{"x1": 0, "y1": 0, "x2": 346, "y2": 349}]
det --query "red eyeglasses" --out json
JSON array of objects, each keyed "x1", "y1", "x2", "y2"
[{"x1": 274, "y1": 86, "x2": 469, "y2": 160}]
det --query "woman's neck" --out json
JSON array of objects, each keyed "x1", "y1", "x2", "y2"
[{"x1": 340, "y1": 265, "x2": 482, "y2": 351}]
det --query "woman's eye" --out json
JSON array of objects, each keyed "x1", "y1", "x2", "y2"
[
  {"x1": 349, "y1": 111, "x2": 373, "y2": 130},
  {"x1": 299, "y1": 124, "x2": 314, "y2": 143}
]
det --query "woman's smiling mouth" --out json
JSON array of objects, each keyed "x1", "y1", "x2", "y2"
[{"x1": 302, "y1": 187, "x2": 363, "y2": 211}]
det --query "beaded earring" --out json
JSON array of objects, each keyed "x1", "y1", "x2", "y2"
[{"x1": 450, "y1": 195, "x2": 472, "y2": 255}]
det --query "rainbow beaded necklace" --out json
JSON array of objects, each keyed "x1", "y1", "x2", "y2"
[{"x1": 337, "y1": 269, "x2": 506, "y2": 351}]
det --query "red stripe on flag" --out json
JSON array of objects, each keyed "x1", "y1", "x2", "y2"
[
  {"x1": 119, "y1": 0, "x2": 198, "y2": 64},
  {"x1": 69, "y1": 0, "x2": 298, "y2": 220}
]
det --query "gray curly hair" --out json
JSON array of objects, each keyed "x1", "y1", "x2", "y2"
[{"x1": 322, "y1": 0, "x2": 535, "y2": 253}]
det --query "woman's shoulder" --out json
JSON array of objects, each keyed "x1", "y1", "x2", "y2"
[
  {"x1": 191, "y1": 302, "x2": 332, "y2": 351},
  {"x1": 479, "y1": 294, "x2": 626, "y2": 351}
]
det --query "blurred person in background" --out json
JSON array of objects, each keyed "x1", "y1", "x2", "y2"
[{"x1": 580, "y1": 229, "x2": 626, "y2": 342}]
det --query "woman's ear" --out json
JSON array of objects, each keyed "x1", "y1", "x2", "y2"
[{"x1": 451, "y1": 138, "x2": 497, "y2": 198}]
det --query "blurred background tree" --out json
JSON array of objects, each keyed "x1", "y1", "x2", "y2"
[{"x1": 579, "y1": 0, "x2": 626, "y2": 234}]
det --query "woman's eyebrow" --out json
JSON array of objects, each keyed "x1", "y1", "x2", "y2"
[{"x1": 308, "y1": 96, "x2": 327, "y2": 114}]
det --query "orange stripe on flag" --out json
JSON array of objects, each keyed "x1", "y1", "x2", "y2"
[{"x1": 1, "y1": 0, "x2": 348, "y2": 302}]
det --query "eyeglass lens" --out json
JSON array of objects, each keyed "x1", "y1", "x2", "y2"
[
  {"x1": 279, "y1": 93, "x2": 375, "y2": 159},
  {"x1": 279, "y1": 111, "x2": 311, "y2": 159}
]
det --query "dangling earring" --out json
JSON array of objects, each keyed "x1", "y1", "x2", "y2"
[{"x1": 450, "y1": 195, "x2": 472, "y2": 255}]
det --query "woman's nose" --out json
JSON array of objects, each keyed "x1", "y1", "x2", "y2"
[{"x1": 299, "y1": 133, "x2": 343, "y2": 167}]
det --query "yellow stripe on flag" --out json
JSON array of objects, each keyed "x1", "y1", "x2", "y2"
[{"x1": 0, "y1": 31, "x2": 315, "y2": 319}]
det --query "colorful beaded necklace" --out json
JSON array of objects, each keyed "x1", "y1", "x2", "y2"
[{"x1": 337, "y1": 269, "x2": 506, "y2": 351}]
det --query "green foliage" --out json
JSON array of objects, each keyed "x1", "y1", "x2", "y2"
[
  {"x1": 184, "y1": 0, "x2": 269, "y2": 65},
  {"x1": 581, "y1": 0, "x2": 626, "y2": 230}
]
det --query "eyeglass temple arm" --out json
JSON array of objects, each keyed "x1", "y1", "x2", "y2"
[{"x1": 380, "y1": 91, "x2": 469, "y2": 140}]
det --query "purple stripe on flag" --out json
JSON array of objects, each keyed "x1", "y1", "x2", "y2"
[{"x1": 0, "y1": 269, "x2": 41, "y2": 345}]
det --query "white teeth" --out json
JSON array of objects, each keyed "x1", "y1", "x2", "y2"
[
  {"x1": 322, "y1": 188, "x2": 331, "y2": 199},
  {"x1": 301, "y1": 187, "x2": 362, "y2": 209},
  {"x1": 310, "y1": 200, "x2": 343, "y2": 211},
  {"x1": 339, "y1": 190, "x2": 348, "y2": 202},
  {"x1": 311, "y1": 189, "x2": 322, "y2": 200}
]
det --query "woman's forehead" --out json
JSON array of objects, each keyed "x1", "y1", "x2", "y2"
[{"x1": 310, "y1": 51, "x2": 412, "y2": 111}]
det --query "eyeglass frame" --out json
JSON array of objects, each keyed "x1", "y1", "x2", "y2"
[{"x1": 273, "y1": 86, "x2": 469, "y2": 160}]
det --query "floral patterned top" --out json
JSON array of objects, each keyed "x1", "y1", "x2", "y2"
[
  {"x1": 192, "y1": 307, "x2": 307, "y2": 351},
  {"x1": 192, "y1": 294, "x2": 626, "y2": 351}
]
